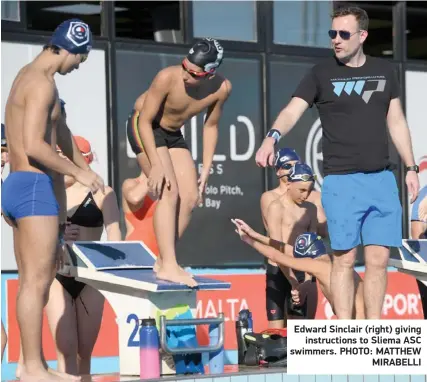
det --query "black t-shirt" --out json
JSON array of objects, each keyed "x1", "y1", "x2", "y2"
[{"x1": 293, "y1": 55, "x2": 400, "y2": 175}]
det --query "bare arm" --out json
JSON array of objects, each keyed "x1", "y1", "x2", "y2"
[
  {"x1": 23, "y1": 82, "x2": 79, "y2": 177},
  {"x1": 387, "y1": 98, "x2": 416, "y2": 167},
  {"x1": 250, "y1": 240, "x2": 320, "y2": 278},
  {"x1": 122, "y1": 178, "x2": 149, "y2": 207},
  {"x1": 271, "y1": 97, "x2": 310, "y2": 136},
  {"x1": 56, "y1": 115, "x2": 90, "y2": 171},
  {"x1": 100, "y1": 187, "x2": 122, "y2": 241},
  {"x1": 308, "y1": 203, "x2": 318, "y2": 233},
  {"x1": 411, "y1": 222, "x2": 427, "y2": 239},
  {"x1": 201, "y1": 80, "x2": 232, "y2": 178},
  {"x1": 137, "y1": 70, "x2": 171, "y2": 167}
]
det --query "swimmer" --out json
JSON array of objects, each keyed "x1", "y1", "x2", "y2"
[
  {"x1": 232, "y1": 221, "x2": 365, "y2": 319},
  {"x1": 122, "y1": 172, "x2": 159, "y2": 256},
  {"x1": 128, "y1": 38, "x2": 232, "y2": 287},
  {"x1": 265, "y1": 162, "x2": 320, "y2": 322},
  {"x1": 261, "y1": 149, "x2": 311, "y2": 327},
  {"x1": 1, "y1": 19, "x2": 104, "y2": 381},
  {"x1": 45, "y1": 135, "x2": 121, "y2": 375}
]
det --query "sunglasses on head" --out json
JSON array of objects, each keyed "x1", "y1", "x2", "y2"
[
  {"x1": 181, "y1": 61, "x2": 211, "y2": 78},
  {"x1": 328, "y1": 29, "x2": 361, "y2": 40}
]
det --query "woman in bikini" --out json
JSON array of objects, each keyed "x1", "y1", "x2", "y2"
[{"x1": 46, "y1": 135, "x2": 122, "y2": 375}]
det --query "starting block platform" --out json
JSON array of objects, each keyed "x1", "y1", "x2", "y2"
[
  {"x1": 62, "y1": 241, "x2": 231, "y2": 376},
  {"x1": 388, "y1": 239, "x2": 427, "y2": 285}
]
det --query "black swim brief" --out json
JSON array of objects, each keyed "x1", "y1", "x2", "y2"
[
  {"x1": 266, "y1": 263, "x2": 315, "y2": 321},
  {"x1": 126, "y1": 109, "x2": 189, "y2": 155}
]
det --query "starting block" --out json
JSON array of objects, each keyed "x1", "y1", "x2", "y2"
[
  {"x1": 63, "y1": 241, "x2": 231, "y2": 376},
  {"x1": 388, "y1": 240, "x2": 427, "y2": 286}
]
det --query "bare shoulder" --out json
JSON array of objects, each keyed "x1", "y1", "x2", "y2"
[
  {"x1": 152, "y1": 66, "x2": 176, "y2": 88},
  {"x1": 301, "y1": 200, "x2": 317, "y2": 213},
  {"x1": 122, "y1": 178, "x2": 138, "y2": 191},
  {"x1": 307, "y1": 189, "x2": 321, "y2": 205}
]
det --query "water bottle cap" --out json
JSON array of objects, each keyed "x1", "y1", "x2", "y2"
[{"x1": 140, "y1": 318, "x2": 156, "y2": 326}]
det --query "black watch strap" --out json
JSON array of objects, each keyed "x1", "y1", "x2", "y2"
[{"x1": 406, "y1": 165, "x2": 419, "y2": 173}]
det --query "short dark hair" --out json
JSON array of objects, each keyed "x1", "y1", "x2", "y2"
[
  {"x1": 332, "y1": 6, "x2": 369, "y2": 31},
  {"x1": 43, "y1": 44, "x2": 61, "y2": 54}
]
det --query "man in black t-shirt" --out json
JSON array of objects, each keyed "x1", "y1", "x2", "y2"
[{"x1": 256, "y1": 6, "x2": 420, "y2": 320}]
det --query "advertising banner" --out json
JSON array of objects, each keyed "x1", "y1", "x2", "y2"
[
  {"x1": 0, "y1": 41, "x2": 109, "y2": 270},
  {"x1": 3, "y1": 271, "x2": 423, "y2": 363},
  {"x1": 115, "y1": 49, "x2": 265, "y2": 266}
]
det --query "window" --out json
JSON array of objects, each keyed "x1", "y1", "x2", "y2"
[
  {"x1": 192, "y1": 0, "x2": 257, "y2": 42},
  {"x1": 333, "y1": 1, "x2": 394, "y2": 58},
  {"x1": 1, "y1": 0, "x2": 20, "y2": 22},
  {"x1": 115, "y1": 1, "x2": 183, "y2": 42},
  {"x1": 273, "y1": 1, "x2": 332, "y2": 48},
  {"x1": 25, "y1": 1, "x2": 101, "y2": 35},
  {"x1": 407, "y1": 2, "x2": 427, "y2": 60}
]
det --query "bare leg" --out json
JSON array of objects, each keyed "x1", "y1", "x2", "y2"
[
  {"x1": 169, "y1": 148, "x2": 199, "y2": 239},
  {"x1": 363, "y1": 245, "x2": 389, "y2": 319},
  {"x1": 330, "y1": 248, "x2": 357, "y2": 319},
  {"x1": 45, "y1": 278, "x2": 79, "y2": 375},
  {"x1": 15, "y1": 216, "x2": 64, "y2": 381},
  {"x1": 76, "y1": 286, "x2": 105, "y2": 375},
  {"x1": 268, "y1": 320, "x2": 285, "y2": 329},
  {"x1": 137, "y1": 150, "x2": 196, "y2": 287},
  {"x1": 1, "y1": 321, "x2": 7, "y2": 361}
]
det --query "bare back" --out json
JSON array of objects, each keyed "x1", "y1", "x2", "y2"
[
  {"x1": 5, "y1": 64, "x2": 61, "y2": 176},
  {"x1": 134, "y1": 66, "x2": 227, "y2": 131},
  {"x1": 260, "y1": 187, "x2": 283, "y2": 231}
]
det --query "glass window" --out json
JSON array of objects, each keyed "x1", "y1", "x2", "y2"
[
  {"x1": 1, "y1": 0, "x2": 20, "y2": 22},
  {"x1": 273, "y1": 1, "x2": 332, "y2": 48},
  {"x1": 25, "y1": 1, "x2": 101, "y2": 35},
  {"x1": 407, "y1": 2, "x2": 427, "y2": 60},
  {"x1": 115, "y1": 1, "x2": 183, "y2": 42},
  {"x1": 333, "y1": 1, "x2": 393, "y2": 58},
  {"x1": 193, "y1": 0, "x2": 257, "y2": 42},
  {"x1": 115, "y1": 48, "x2": 264, "y2": 266}
]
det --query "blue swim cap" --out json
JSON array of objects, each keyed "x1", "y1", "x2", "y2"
[
  {"x1": 294, "y1": 232, "x2": 327, "y2": 259},
  {"x1": 1, "y1": 123, "x2": 6, "y2": 148},
  {"x1": 274, "y1": 148, "x2": 301, "y2": 171},
  {"x1": 288, "y1": 162, "x2": 315, "y2": 183},
  {"x1": 50, "y1": 19, "x2": 92, "y2": 55}
]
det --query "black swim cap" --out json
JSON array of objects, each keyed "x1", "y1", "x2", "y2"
[{"x1": 186, "y1": 38, "x2": 224, "y2": 73}]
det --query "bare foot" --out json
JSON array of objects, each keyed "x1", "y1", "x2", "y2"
[
  {"x1": 156, "y1": 266, "x2": 198, "y2": 288},
  {"x1": 48, "y1": 368, "x2": 81, "y2": 380},
  {"x1": 19, "y1": 367, "x2": 63, "y2": 382},
  {"x1": 154, "y1": 258, "x2": 194, "y2": 278}
]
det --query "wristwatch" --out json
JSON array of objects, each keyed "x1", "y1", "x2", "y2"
[{"x1": 406, "y1": 165, "x2": 419, "y2": 173}]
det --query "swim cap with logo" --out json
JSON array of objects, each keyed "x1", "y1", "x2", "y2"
[
  {"x1": 294, "y1": 232, "x2": 327, "y2": 259},
  {"x1": 187, "y1": 38, "x2": 224, "y2": 73},
  {"x1": 274, "y1": 148, "x2": 301, "y2": 171},
  {"x1": 288, "y1": 162, "x2": 315, "y2": 183},
  {"x1": 50, "y1": 18, "x2": 92, "y2": 55}
]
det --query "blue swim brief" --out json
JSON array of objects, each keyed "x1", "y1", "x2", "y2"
[
  {"x1": 321, "y1": 169, "x2": 402, "y2": 250},
  {"x1": 1, "y1": 171, "x2": 59, "y2": 221}
]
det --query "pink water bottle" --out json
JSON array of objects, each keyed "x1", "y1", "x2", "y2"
[{"x1": 139, "y1": 318, "x2": 160, "y2": 379}]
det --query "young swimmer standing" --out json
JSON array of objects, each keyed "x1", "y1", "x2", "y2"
[
  {"x1": 128, "y1": 38, "x2": 232, "y2": 287},
  {"x1": 46, "y1": 136, "x2": 121, "y2": 376},
  {"x1": 262, "y1": 150, "x2": 317, "y2": 327},
  {"x1": 2, "y1": 19, "x2": 103, "y2": 381},
  {"x1": 266, "y1": 163, "x2": 319, "y2": 319},
  {"x1": 232, "y1": 222, "x2": 365, "y2": 319}
]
